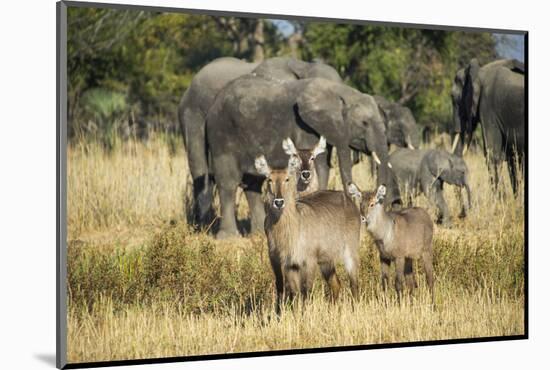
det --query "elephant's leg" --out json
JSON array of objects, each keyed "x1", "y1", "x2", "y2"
[
  {"x1": 243, "y1": 175, "x2": 265, "y2": 235},
  {"x1": 182, "y1": 109, "x2": 215, "y2": 227},
  {"x1": 244, "y1": 190, "x2": 265, "y2": 235},
  {"x1": 315, "y1": 149, "x2": 330, "y2": 190},
  {"x1": 423, "y1": 179, "x2": 450, "y2": 225},
  {"x1": 217, "y1": 183, "x2": 240, "y2": 239},
  {"x1": 506, "y1": 151, "x2": 521, "y2": 196},
  {"x1": 456, "y1": 187, "x2": 467, "y2": 218},
  {"x1": 214, "y1": 157, "x2": 241, "y2": 239}
]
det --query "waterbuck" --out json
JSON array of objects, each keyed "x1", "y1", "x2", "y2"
[
  {"x1": 283, "y1": 136, "x2": 326, "y2": 197},
  {"x1": 349, "y1": 184, "x2": 435, "y2": 306},
  {"x1": 255, "y1": 154, "x2": 361, "y2": 313}
]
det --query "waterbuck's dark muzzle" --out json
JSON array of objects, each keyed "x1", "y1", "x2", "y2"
[
  {"x1": 301, "y1": 170, "x2": 311, "y2": 182},
  {"x1": 273, "y1": 198, "x2": 285, "y2": 209}
]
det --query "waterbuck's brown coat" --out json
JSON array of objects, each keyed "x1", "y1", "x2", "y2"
[{"x1": 257, "y1": 157, "x2": 360, "y2": 312}]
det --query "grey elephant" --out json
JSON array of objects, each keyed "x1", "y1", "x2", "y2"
[
  {"x1": 389, "y1": 148, "x2": 471, "y2": 225},
  {"x1": 451, "y1": 58, "x2": 525, "y2": 194},
  {"x1": 177, "y1": 57, "x2": 341, "y2": 227},
  {"x1": 374, "y1": 96, "x2": 420, "y2": 149},
  {"x1": 206, "y1": 75, "x2": 401, "y2": 238}
]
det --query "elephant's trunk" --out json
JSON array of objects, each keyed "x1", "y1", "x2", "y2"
[{"x1": 465, "y1": 181, "x2": 472, "y2": 210}]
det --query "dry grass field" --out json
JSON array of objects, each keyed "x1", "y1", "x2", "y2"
[{"x1": 66, "y1": 135, "x2": 525, "y2": 363}]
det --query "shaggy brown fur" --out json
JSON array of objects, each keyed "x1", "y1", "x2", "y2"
[
  {"x1": 256, "y1": 155, "x2": 360, "y2": 313},
  {"x1": 349, "y1": 184, "x2": 435, "y2": 306}
]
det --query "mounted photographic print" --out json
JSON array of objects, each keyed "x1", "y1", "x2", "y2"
[{"x1": 56, "y1": 1, "x2": 527, "y2": 368}]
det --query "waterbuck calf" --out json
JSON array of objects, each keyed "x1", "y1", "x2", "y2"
[
  {"x1": 283, "y1": 136, "x2": 326, "y2": 197},
  {"x1": 349, "y1": 184, "x2": 434, "y2": 306},
  {"x1": 255, "y1": 154, "x2": 361, "y2": 313}
]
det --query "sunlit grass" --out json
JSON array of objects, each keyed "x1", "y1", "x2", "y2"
[{"x1": 66, "y1": 135, "x2": 524, "y2": 363}]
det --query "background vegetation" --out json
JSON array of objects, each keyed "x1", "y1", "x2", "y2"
[
  {"x1": 67, "y1": 137, "x2": 524, "y2": 363},
  {"x1": 67, "y1": 7, "x2": 515, "y2": 146}
]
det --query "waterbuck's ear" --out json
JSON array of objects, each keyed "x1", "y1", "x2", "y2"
[
  {"x1": 288, "y1": 155, "x2": 301, "y2": 174},
  {"x1": 255, "y1": 155, "x2": 271, "y2": 177},
  {"x1": 312, "y1": 136, "x2": 327, "y2": 158},
  {"x1": 376, "y1": 184, "x2": 387, "y2": 203},
  {"x1": 347, "y1": 182, "x2": 362, "y2": 199},
  {"x1": 282, "y1": 138, "x2": 298, "y2": 156}
]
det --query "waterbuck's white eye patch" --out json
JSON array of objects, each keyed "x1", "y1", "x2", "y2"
[{"x1": 361, "y1": 215, "x2": 367, "y2": 223}]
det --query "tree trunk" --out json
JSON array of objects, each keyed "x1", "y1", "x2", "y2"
[
  {"x1": 253, "y1": 20, "x2": 264, "y2": 62},
  {"x1": 288, "y1": 32, "x2": 303, "y2": 59}
]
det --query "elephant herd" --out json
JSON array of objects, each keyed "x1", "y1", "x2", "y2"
[{"x1": 178, "y1": 56, "x2": 525, "y2": 239}]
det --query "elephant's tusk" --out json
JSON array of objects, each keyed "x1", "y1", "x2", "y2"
[
  {"x1": 462, "y1": 143, "x2": 469, "y2": 156},
  {"x1": 372, "y1": 151, "x2": 382, "y2": 165},
  {"x1": 451, "y1": 133, "x2": 460, "y2": 153},
  {"x1": 407, "y1": 136, "x2": 415, "y2": 150},
  {"x1": 388, "y1": 162, "x2": 393, "y2": 169}
]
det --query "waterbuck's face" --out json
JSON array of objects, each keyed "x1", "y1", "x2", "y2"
[
  {"x1": 348, "y1": 183, "x2": 386, "y2": 225},
  {"x1": 255, "y1": 155, "x2": 300, "y2": 212},
  {"x1": 282, "y1": 136, "x2": 326, "y2": 194}
]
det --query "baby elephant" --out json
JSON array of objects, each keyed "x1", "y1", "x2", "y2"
[
  {"x1": 349, "y1": 184, "x2": 434, "y2": 306},
  {"x1": 389, "y1": 148, "x2": 471, "y2": 225}
]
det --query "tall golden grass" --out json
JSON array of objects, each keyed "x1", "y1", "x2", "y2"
[{"x1": 66, "y1": 135, "x2": 524, "y2": 364}]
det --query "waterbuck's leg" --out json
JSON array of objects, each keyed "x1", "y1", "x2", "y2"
[
  {"x1": 421, "y1": 251, "x2": 435, "y2": 308},
  {"x1": 320, "y1": 262, "x2": 340, "y2": 303},
  {"x1": 404, "y1": 258, "x2": 416, "y2": 304},
  {"x1": 394, "y1": 257, "x2": 405, "y2": 304},
  {"x1": 379, "y1": 256, "x2": 391, "y2": 294},
  {"x1": 343, "y1": 248, "x2": 360, "y2": 300},
  {"x1": 269, "y1": 255, "x2": 284, "y2": 315},
  {"x1": 285, "y1": 266, "x2": 301, "y2": 309},
  {"x1": 300, "y1": 263, "x2": 316, "y2": 304}
]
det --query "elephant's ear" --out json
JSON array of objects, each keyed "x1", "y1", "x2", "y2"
[
  {"x1": 287, "y1": 58, "x2": 311, "y2": 79},
  {"x1": 295, "y1": 82, "x2": 348, "y2": 145},
  {"x1": 373, "y1": 96, "x2": 390, "y2": 125},
  {"x1": 425, "y1": 150, "x2": 450, "y2": 179},
  {"x1": 464, "y1": 59, "x2": 481, "y2": 128},
  {"x1": 503, "y1": 59, "x2": 525, "y2": 74}
]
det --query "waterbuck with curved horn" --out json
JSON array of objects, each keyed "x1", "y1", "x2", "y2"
[
  {"x1": 349, "y1": 183, "x2": 435, "y2": 306},
  {"x1": 255, "y1": 152, "x2": 361, "y2": 313}
]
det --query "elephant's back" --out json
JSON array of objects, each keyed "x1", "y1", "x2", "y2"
[
  {"x1": 390, "y1": 149, "x2": 427, "y2": 172},
  {"x1": 190, "y1": 58, "x2": 258, "y2": 110}
]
